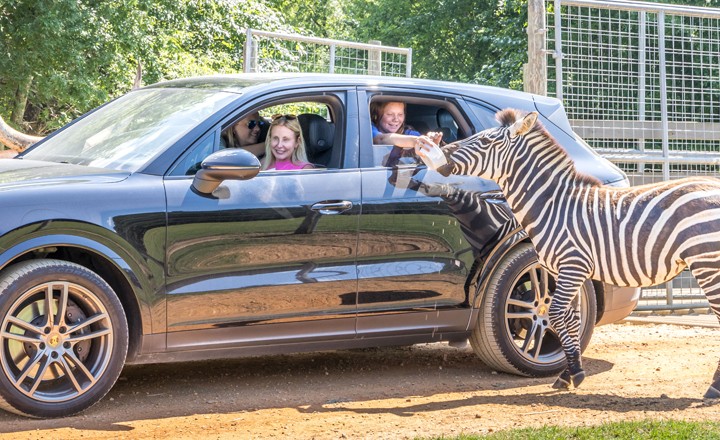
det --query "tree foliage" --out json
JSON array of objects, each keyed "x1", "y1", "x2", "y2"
[
  {"x1": 0, "y1": 0, "x2": 289, "y2": 134},
  {"x1": 0, "y1": 0, "x2": 714, "y2": 135},
  {"x1": 342, "y1": 0, "x2": 527, "y2": 89}
]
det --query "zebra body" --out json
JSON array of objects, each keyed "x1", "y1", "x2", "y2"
[
  {"x1": 437, "y1": 109, "x2": 720, "y2": 396},
  {"x1": 520, "y1": 177, "x2": 720, "y2": 288}
]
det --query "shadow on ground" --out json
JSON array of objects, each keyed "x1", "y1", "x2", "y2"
[{"x1": 0, "y1": 343, "x2": 703, "y2": 435}]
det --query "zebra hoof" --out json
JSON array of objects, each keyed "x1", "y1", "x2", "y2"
[
  {"x1": 704, "y1": 385, "x2": 720, "y2": 399},
  {"x1": 552, "y1": 377, "x2": 570, "y2": 390},
  {"x1": 571, "y1": 370, "x2": 586, "y2": 388},
  {"x1": 552, "y1": 370, "x2": 571, "y2": 389}
]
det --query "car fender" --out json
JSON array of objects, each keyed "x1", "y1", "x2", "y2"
[
  {"x1": 0, "y1": 221, "x2": 162, "y2": 339},
  {"x1": 467, "y1": 226, "x2": 530, "y2": 315}
]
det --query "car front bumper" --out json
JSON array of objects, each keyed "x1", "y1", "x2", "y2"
[{"x1": 597, "y1": 283, "x2": 641, "y2": 326}]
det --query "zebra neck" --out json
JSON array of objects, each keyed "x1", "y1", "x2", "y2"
[{"x1": 499, "y1": 148, "x2": 593, "y2": 231}]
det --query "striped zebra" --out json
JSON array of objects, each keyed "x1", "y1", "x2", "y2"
[{"x1": 430, "y1": 108, "x2": 720, "y2": 398}]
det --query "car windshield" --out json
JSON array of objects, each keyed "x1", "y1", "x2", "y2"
[{"x1": 21, "y1": 88, "x2": 238, "y2": 172}]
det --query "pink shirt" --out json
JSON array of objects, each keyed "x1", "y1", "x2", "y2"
[{"x1": 269, "y1": 159, "x2": 313, "y2": 170}]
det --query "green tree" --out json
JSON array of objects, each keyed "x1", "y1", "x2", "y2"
[
  {"x1": 0, "y1": 0, "x2": 289, "y2": 134},
  {"x1": 340, "y1": 0, "x2": 527, "y2": 89},
  {"x1": 266, "y1": 0, "x2": 353, "y2": 38}
]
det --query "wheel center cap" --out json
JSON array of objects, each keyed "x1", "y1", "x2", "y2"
[
  {"x1": 47, "y1": 333, "x2": 61, "y2": 348},
  {"x1": 538, "y1": 305, "x2": 548, "y2": 316}
]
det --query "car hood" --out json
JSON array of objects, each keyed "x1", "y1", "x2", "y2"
[{"x1": 0, "y1": 159, "x2": 130, "y2": 190}]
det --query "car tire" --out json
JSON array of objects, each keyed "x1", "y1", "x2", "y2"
[
  {"x1": 0, "y1": 259, "x2": 128, "y2": 418},
  {"x1": 470, "y1": 243, "x2": 596, "y2": 377}
]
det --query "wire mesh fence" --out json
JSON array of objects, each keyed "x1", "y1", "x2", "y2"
[
  {"x1": 243, "y1": 29, "x2": 412, "y2": 77},
  {"x1": 537, "y1": 0, "x2": 720, "y2": 312}
]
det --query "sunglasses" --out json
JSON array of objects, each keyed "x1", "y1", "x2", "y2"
[
  {"x1": 246, "y1": 119, "x2": 267, "y2": 130},
  {"x1": 271, "y1": 113, "x2": 298, "y2": 121}
]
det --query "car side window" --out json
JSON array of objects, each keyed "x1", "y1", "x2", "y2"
[
  {"x1": 467, "y1": 102, "x2": 501, "y2": 131},
  {"x1": 168, "y1": 131, "x2": 216, "y2": 176},
  {"x1": 364, "y1": 96, "x2": 468, "y2": 168},
  {"x1": 168, "y1": 94, "x2": 346, "y2": 177},
  {"x1": 258, "y1": 102, "x2": 336, "y2": 172}
]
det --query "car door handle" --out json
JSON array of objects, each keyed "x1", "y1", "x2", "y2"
[
  {"x1": 479, "y1": 191, "x2": 507, "y2": 205},
  {"x1": 311, "y1": 200, "x2": 353, "y2": 215}
]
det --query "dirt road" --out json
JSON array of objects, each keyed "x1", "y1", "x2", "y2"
[{"x1": 2, "y1": 321, "x2": 720, "y2": 439}]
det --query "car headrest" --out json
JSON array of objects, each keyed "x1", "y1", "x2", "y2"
[
  {"x1": 436, "y1": 108, "x2": 457, "y2": 142},
  {"x1": 298, "y1": 113, "x2": 334, "y2": 156},
  {"x1": 437, "y1": 108, "x2": 455, "y2": 128}
]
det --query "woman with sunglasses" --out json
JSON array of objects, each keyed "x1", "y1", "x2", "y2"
[
  {"x1": 223, "y1": 112, "x2": 267, "y2": 156},
  {"x1": 260, "y1": 114, "x2": 314, "y2": 171}
]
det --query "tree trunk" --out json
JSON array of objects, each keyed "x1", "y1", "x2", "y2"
[
  {"x1": 0, "y1": 114, "x2": 43, "y2": 153},
  {"x1": 11, "y1": 75, "x2": 33, "y2": 126}
]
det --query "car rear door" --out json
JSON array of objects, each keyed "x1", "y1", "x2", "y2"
[{"x1": 354, "y1": 88, "x2": 501, "y2": 338}]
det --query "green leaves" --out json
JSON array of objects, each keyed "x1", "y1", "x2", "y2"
[
  {"x1": 0, "y1": 0, "x2": 289, "y2": 134},
  {"x1": 340, "y1": 0, "x2": 528, "y2": 88},
  {"x1": 2, "y1": 0, "x2": 706, "y2": 136}
]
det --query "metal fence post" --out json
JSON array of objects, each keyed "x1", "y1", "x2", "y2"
[
  {"x1": 329, "y1": 44, "x2": 336, "y2": 74},
  {"x1": 244, "y1": 28, "x2": 256, "y2": 73},
  {"x1": 658, "y1": 11, "x2": 671, "y2": 182},
  {"x1": 406, "y1": 48, "x2": 413, "y2": 78},
  {"x1": 638, "y1": 12, "x2": 647, "y2": 174},
  {"x1": 553, "y1": 0, "x2": 564, "y2": 101}
]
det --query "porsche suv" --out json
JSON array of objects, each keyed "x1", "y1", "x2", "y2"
[{"x1": 0, "y1": 74, "x2": 639, "y2": 418}]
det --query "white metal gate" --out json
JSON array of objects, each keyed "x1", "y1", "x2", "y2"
[{"x1": 243, "y1": 29, "x2": 412, "y2": 77}]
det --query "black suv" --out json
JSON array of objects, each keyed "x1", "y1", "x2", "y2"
[{"x1": 0, "y1": 74, "x2": 639, "y2": 417}]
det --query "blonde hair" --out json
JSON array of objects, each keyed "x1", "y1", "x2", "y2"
[{"x1": 261, "y1": 115, "x2": 308, "y2": 170}]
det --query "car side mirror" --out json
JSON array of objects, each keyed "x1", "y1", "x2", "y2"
[{"x1": 192, "y1": 148, "x2": 261, "y2": 194}]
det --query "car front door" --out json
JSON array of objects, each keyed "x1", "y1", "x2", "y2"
[{"x1": 163, "y1": 90, "x2": 361, "y2": 351}]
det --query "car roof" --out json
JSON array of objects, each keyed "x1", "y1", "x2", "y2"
[{"x1": 146, "y1": 73, "x2": 539, "y2": 104}]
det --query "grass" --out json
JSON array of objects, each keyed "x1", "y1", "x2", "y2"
[{"x1": 423, "y1": 420, "x2": 720, "y2": 440}]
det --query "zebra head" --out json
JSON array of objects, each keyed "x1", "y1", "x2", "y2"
[{"x1": 436, "y1": 110, "x2": 539, "y2": 180}]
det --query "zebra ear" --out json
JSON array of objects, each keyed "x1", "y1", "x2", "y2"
[{"x1": 509, "y1": 112, "x2": 539, "y2": 138}]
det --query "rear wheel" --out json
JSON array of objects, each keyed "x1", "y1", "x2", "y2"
[
  {"x1": 0, "y1": 260, "x2": 128, "y2": 418},
  {"x1": 470, "y1": 243, "x2": 596, "y2": 377}
]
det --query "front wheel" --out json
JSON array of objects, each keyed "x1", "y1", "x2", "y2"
[
  {"x1": 0, "y1": 260, "x2": 128, "y2": 418},
  {"x1": 470, "y1": 243, "x2": 596, "y2": 377}
]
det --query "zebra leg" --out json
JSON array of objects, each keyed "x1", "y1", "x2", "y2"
[
  {"x1": 706, "y1": 364, "x2": 720, "y2": 399},
  {"x1": 548, "y1": 272, "x2": 587, "y2": 389},
  {"x1": 686, "y1": 260, "x2": 720, "y2": 398},
  {"x1": 551, "y1": 306, "x2": 583, "y2": 389},
  {"x1": 704, "y1": 300, "x2": 720, "y2": 398}
]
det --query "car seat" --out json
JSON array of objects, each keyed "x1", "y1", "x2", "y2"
[
  {"x1": 436, "y1": 108, "x2": 458, "y2": 143},
  {"x1": 406, "y1": 120, "x2": 430, "y2": 135},
  {"x1": 257, "y1": 117, "x2": 270, "y2": 145},
  {"x1": 298, "y1": 113, "x2": 334, "y2": 167}
]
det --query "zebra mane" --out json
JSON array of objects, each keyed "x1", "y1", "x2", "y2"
[{"x1": 496, "y1": 109, "x2": 602, "y2": 187}]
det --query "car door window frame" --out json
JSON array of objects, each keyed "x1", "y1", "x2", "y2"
[
  {"x1": 166, "y1": 90, "x2": 352, "y2": 178},
  {"x1": 358, "y1": 90, "x2": 472, "y2": 169}
]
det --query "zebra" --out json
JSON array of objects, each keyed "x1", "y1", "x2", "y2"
[{"x1": 429, "y1": 108, "x2": 720, "y2": 398}]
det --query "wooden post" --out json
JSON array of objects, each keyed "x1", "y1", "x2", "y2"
[
  {"x1": 525, "y1": 0, "x2": 547, "y2": 96},
  {"x1": 368, "y1": 40, "x2": 382, "y2": 76}
]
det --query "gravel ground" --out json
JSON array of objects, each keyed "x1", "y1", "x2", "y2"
[{"x1": 2, "y1": 321, "x2": 720, "y2": 439}]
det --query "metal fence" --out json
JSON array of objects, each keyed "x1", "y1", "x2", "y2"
[
  {"x1": 243, "y1": 29, "x2": 412, "y2": 77},
  {"x1": 528, "y1": 0, "x2": 720, "y2": 312}
]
